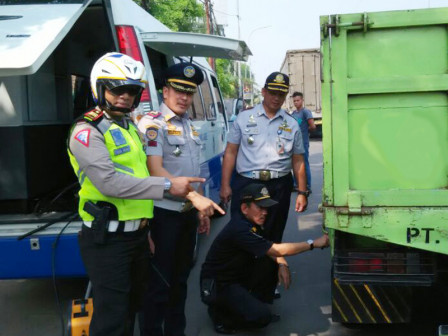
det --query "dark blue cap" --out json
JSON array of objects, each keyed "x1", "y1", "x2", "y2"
[
  {"x1": 240, "y1": 183, "x2": 278, "y2": 207},
  {"x1": 264, "y1": 72, "x2": 289, "y2": 93},
  {"x1": 164, "y1": 63, "x2": 204, "y2": 93}
]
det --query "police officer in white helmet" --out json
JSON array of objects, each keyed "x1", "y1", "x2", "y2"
[{"x1": 67, "y1": 52, "x2": 221, "y2": 336}]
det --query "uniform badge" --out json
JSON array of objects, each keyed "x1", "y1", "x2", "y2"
[
  {"x1": 74, "y1": 129, "x2": 90, "y2": 147},
  {"x1": 275, "y1": 74, "x2": 285, "y2": 83},
  {"x1": 146, "y1": 127, "x2": 158, "y2": 140},
  {"x1": 260, "y1": 187, "x2": 269, "y2": 196},
  {"x1": 191, "y1": 125, "x2": 199, "y2": 137},
  {"x1": 114, "y1": 145, "x2": 131, "y2": 156},
  {"x1": 277, "y1": 138, "x2": 285, "y2": 154},
  {"x1": 148, "y1": 140, "x2": 158, "y2": 147},
  {"x1": 248, "y1": 114, "x2": 256, "y2": 125},
  {"x1": 173, "y1": 146, "x2": 182, "y2": 156},
  {"x1": 110, "y1": 128, "x2": 127, "y2": 146},
  {"x1": 83, "y1": 109, "x2": 103, "y2": 121},
  {"x1": 184, "y1": 65, "x2": 196, "y2": 78},
  {"x1": 168, "y1": 129, "x2": 182, "y2": 136}
]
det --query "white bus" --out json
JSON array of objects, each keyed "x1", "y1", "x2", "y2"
[{"x1": 0, "y1": 0, "x2": 250, "y2": 279}]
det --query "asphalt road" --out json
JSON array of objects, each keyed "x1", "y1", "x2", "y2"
[{"x1": 0, "y1": 140, "x2": 443, "y2": 336}]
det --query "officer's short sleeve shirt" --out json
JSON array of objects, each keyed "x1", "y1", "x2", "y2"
[
  {"x1": 227, "y1": 103, "x2": 305, "y2": 173},
  {"x1": 137, "y1": 103, "x2": 201, "y2": 178}
]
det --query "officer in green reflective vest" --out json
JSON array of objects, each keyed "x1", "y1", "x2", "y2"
[{"x1": 67, "y1": 52, "x2": 221, "y2": 336}]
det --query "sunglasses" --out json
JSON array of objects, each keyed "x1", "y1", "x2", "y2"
[{"x1": 110, "y1": 86, "x2": 142, "y2": 96}]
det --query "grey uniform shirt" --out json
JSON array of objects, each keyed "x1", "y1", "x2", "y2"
[
  {"x1": 69, "y1": 111, "x2": 165, "y2": 200},
  {"x1": 137, "y1": 103, "x2": 202, "y2": 209},
  {"x1": 138, "y1": 103, "x2": 201, "y2": 177},
  {"x1": 227, "y1": 103, "x2": 304, "y2": 173}
]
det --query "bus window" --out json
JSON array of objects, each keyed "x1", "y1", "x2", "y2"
[
  {"x1": 201, "y1": 75, "x2": 216, "y2": 120},
  {"x1": 211, "y1": 75, "x2": 225, "y2": 118},
  {"x1": 188, "y1": 86, "x2": 205, "y2": 120}
]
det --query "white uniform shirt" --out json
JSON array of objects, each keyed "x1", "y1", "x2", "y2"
[{"x1": 227, "y1": 103, "x2": 304, "y2": 174}]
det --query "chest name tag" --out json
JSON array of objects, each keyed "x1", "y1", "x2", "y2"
[
  {"x1": 249, "y1": 128, "x2": 259, "y2": 134},
  {"x1": 114, "y1": 145, "x2": 131, "y2": 156},
  {"x1": 168, "y1": 130, "x2": 182, "y2": 136},
  {"x1": 110, "y1": 128, "x2": 127, "y2": 146},
  {"x1": 278, "y1": 126, "x2": 292, "y2": 133}
]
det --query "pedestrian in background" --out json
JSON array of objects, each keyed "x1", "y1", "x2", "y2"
[{"x1": 291, "y1": 92, "x2": 316, "y2": 192}]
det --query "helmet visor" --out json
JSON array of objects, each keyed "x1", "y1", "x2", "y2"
[
  {"x1": 98, "y1": 78, "x2": 144, "y2": 96},
  {"x1": 110, "y1": 85, "x2": 143, "y2": 97}
]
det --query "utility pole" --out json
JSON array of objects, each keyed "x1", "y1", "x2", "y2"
[
  {"x1": 205, "y1": 0, "x2": 211, "y2": 35},
  {"x1": 204, "y1": 0, "x2": 215, "y2": 69},
  {"x1": 236, "y1": 0, "x2": 242, "y2": 98}
]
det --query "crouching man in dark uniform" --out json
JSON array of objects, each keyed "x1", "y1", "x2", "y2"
[{"x1": 200, "y1": 183, "x2": 329, "y2": 334}]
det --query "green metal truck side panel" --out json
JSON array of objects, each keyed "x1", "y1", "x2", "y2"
[
  {"x1": 325, "y1": 208, "x2": 448, "y2": 255},
  {"x1": 321, "y1": 8, "x2": 448, "y2": 254},
  {"x1": 349, "y1": 93, "x2": 448, "y2": 191},
  {"x1": 320, "y1": 20, "x2": 334, "y2": 206}
]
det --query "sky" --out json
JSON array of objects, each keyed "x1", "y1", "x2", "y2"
[{"x1": 214, "y1": 0, "x2": 448, "y2": 87}]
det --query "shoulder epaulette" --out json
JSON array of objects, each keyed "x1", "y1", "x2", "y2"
[
  {"x1": 243, "y1": 107, "x2": 254, "y2": 111},
  {"x1": 146, "y1": 111, "x2": 162, "y2": 119},
  {"x1": 83, "y1": 109, "x2": 103, "y2": 122}
]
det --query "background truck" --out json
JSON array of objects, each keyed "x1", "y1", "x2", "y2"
[
  {"x1": 280, "y1": 49, "x2": 322, "y2": 137},
  {"x1": 321, "y1": 7, "x2": 448, "y2": 325}
]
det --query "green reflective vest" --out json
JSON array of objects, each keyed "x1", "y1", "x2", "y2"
[{"x1": 68, "y1": 114, "x2": 153, "y2": 221}]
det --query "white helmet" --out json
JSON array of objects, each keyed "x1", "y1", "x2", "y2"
[{"x1": 90, "y1": 52, "x2": 146, "y2": 111}]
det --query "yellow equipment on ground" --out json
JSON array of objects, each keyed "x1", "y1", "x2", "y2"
[{"x1": 67, "y1": 297, "x2": 93, "y2": 336}]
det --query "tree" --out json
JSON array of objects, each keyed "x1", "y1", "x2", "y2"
[
  {"x1": 133, "y1": 0, "x2": 243, "y2": 98},
  {"x1": 134, "y1": 0, "x2": 206, "y2": 32},
  {"x1": 215, "y1": 59, "x2": 237, "y2": 98}
]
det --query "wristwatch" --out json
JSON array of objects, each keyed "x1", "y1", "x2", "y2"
[
  {"x1": 307, "y1": 239, "x2": 314, "y2": 250},
  {"x1": 164, "y1": 178, "x2": 172, "y2": 191},
  {"x1": 297, "y1": 190, "x2": 310, "y2": 197}
]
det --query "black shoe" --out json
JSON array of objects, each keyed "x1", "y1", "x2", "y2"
[
  {"x1": 214, "y1": 324, "x2": 237, "y2": 334},
  {"x1": 271, "y1": 314, "x2": 281, "y2": 323}
]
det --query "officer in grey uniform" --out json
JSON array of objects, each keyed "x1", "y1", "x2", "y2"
[
  {"x1": 220, "y1": 72, "x2": 308, "y2": 243},
  {"x1": 137, "y1": 62, "x2": 221, "y2": 336},
  {"x1": 68, "y1": 53, "x2": 213, "y2": 336}
]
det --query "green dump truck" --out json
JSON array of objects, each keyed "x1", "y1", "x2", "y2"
[{"x1": 320, "y1": 7, "x2": 448, "y2": 324}]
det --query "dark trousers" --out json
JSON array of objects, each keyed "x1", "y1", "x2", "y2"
[
  {"x1": 230, "y1": 173, "x2": 293, "y2": 242},
  {"x1": 203, "y1": 257, "x2": 278, "y2": 330},
  {"x1": 78, "y1": 225, "x2": 150, "y2": 336},
  {"x1": 140, "y1": 207, "x2": 198, "y2": 336}
]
